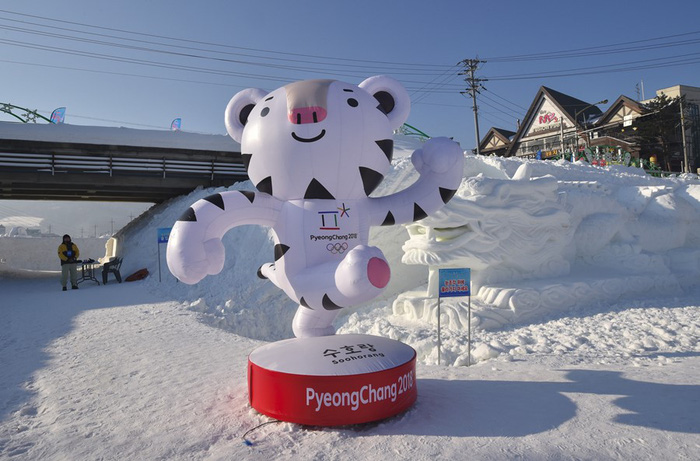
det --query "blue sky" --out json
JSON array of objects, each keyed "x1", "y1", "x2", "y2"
[{"x1": 2, "y1": 0, "x2": 700, "y2": 151}]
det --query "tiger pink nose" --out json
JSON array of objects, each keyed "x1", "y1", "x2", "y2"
[
  {"x1": 289, "y1": 106, "x2": 327, "y2": 124},
  {"x1": 367, "y1": 257, "x2": 390, "y2": 289}
]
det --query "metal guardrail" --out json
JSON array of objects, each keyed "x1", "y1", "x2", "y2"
[
  {"x1": 642, "y1": 169, "x2": 698, "y2": 177},
  {"x1": 0, "y1": 151, "x2": 247, "y2": 180}
]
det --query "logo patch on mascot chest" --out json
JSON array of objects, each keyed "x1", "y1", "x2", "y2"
[{"x1": 306, "y1": 201, "x2": 360, "y2": 259}]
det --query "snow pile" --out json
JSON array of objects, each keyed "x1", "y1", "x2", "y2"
[
  {"x1": 338, "y1": 289, "x2": 700, "y2": 369},
  {"x1": 0, "y1": 237, "x2": 108, "y2": 271},
  {"x1": 113, "y1": 135, "x2": 700, "y2": 362},
  {"x1": 397, "y1": 156, "x2": 700, "y2": 330}
]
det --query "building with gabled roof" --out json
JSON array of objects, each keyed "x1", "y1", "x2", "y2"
[
  {"x1": 595, "y1": 95, "x2": 645, "y2": 128},
  {"x1": 478, "y1": 127, "x2": 516, "y2": 156},
  {"x1": 586, "y1": 95, "x2": 646, "y2": 157},
  {"x1": 504, "y1": 86, "x2": 605, "y2": 159}
]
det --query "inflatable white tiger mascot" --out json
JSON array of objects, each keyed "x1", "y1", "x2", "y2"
[{"x1": 167, "y1": 76, "x2": 464, "y2": 337}]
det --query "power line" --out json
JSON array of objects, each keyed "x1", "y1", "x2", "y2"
[
  {"x1": 0, "y1": 37, "x2": 310, "y2": 82},
  {"x1": 479, "y1": 93, "x2": 522, "y2": 118},
  {"x1": 3, "y1": 7, "x2": 700, "y2": 136},
  {"x1": 10, "y1": 8, "x2": 698, "y2": 90},
  {"x1": 0, "y1": 9, "x2": 455, "y2": 73},
  {"x1": 10, "y1": 8, "x2": 695, "y2": 72},
  {"x1": 486, "y1": 53, "x2": 700, "y2": 81},
  {"x1": 409, "y1": 65, "x2": 462, "y2": 104},
  {"x1": 0, "y1": 21, "x2": 454, "y2": 77},
  {"x1": 0, "y1": 36, "x2": 464, "y2": 90},
  {"x1": 479, "y1": 111, "x2": 518, "y2": 129},
  {"x1": 0, "y1": 58, "x2": 256, "y2": 89},
  {"x1": 2, "y1": 8, "x2": 700, "y2": 99},
  {"x1": 412, "y1": 100, "x2": 468, "y2": 108},
  {"x1": 485, "y1": 89, "x2": 529, "y2": 112},
  {"x1": 484, "y1": 30, "x2": 700, "y2": 62}
]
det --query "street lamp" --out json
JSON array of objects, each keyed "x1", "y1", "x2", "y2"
[{"x1": 574, "y1": 99, "x2": 608, "y2": 161}]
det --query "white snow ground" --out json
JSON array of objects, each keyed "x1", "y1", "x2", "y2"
[
  {"x1": 1, "y1": 135, "x2": 699, "y2": 459},
  {"x1": 1, "y1": 271, "x2": 698, "y2": 460}
]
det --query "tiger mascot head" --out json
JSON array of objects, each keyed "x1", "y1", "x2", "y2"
[{"x1": 225, "y1": 76, "x2": 411, "y2": 201}]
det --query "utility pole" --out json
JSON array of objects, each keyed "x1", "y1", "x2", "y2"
[
  {"x1": 459, "y1": 58, "x2": 487, "y2": 155},
  {"x1": 560, "y1": 119, "x2": 565, "y2": 158},
  {"x1": 635, "y1": 80, "x2": 646, "y2": 101},
  {"x1": 680, "y1": 96, "x2": 689, "y2": 173}
]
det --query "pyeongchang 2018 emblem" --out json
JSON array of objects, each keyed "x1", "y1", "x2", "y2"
[
  {"x1": 318, "y1": 203, "x2": 351, "y2": 231},
  {"x1": 309, "y1": 203, "x2": 357, "y2": 254}
]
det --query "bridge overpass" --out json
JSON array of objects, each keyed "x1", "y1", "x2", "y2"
[{"x1": 0, "y1": 122, "x2": 247, "y2": 203}]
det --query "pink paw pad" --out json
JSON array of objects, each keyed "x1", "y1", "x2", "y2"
[{"x1": 367, "y1": 257, "x2": 390, "y2": 288}]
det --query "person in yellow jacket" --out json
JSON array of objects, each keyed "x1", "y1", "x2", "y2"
[{"x1": 58, "y1": 234, "x2": 80, "y2": 291}]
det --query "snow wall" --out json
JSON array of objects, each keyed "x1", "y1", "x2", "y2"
[
  {"x1": 0, "y1": 237, "x2": 109, "y2": 271},
  {"x1": 110, "y1": 135, "x2": 700, "y2": 338}
]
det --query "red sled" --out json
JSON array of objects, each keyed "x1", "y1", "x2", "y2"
[{"x1": 125, "y1": 268, "x2": 149, "y2": 282}]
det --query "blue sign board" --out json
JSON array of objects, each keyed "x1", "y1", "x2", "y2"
[
  {"x1": 157, "y1": 227, "x2": 172, "y2": 244},
  {"x1": 438, "y1": 268, "x2": 471, "y2": 298}
]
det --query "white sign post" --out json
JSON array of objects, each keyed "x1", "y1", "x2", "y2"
[{"x1": 437, "y1": 268, "x2": 472, "y2": 366}]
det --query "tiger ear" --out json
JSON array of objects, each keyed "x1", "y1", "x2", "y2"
[
  {"x1": 359, "y1": 75, "x2": 410, "y2": 131},
  {"x1": 224, "y1": 88, "x2": 267, "y2": 143}
]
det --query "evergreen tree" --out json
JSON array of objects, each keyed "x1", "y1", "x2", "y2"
[{"x1": 635, "y1": 94, "x2": 684, "y2": 170}]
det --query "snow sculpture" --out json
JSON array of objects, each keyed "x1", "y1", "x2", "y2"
[
  {"x1": 167, "y1": 76, "x2": 464, "y2": 337},
  {"x1": 402, "y1": 163, "x2": 573, "y2": 286},
  {"x1": 394, "y1": 159, "x2": 700, "y2": 329}
]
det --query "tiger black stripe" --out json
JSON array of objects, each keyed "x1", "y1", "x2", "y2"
[
  {"x1": 256, "y1": 265, "x2": 267, "y2": 279},
  {"x1": 380, "y1": 211, "x2": 395, "y2": 226},
  {"x1": 299, "y1": 297, "x2": 311, "y2": 308},
  {"x1": 374, "y1": 91, "x2": 395, "y2": 115},
  {"x1": 178, "y1": 207, "x2": 197, "y2": 222},
  {"x1": 322, "y1": 294, "x2": 344, "y2": 310},
  {"x1": 439, "y1": 187, "x2": 457, "y2": 204},
  {"x1": 241, "y1": 153, "x2": 252, "y2": 170},
  {"x1": 413, "y1": 203, "x2": 428, "y2": 221},
  {"x1": 255, "y1": 176, "x2": 273, "y2": 195},
  {"x1": 274, "y1": 244, "x2": 290, "y2": 261},
  {"x1": 203, "y1": 193, "x2": 225, "y2": 210},
  {"x1": 240, "y1": 190, "x2": 255, "y2": 203},
  {"x1": 359, "y1": 166, "x2": 384, "y2": 196},
  {"x1": 375, "y1": 139, "x2": 393, "y2": 162},
  {"x1": 304, "y1": 178, "x2": 335, "y2": 200}
]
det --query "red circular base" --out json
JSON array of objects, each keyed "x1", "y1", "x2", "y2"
[{"x1": 248, "y1": 334, "x2": 417, "y2": 426}]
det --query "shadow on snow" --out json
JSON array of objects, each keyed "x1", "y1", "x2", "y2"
[
  {"x1": 0, "y1": 271, "x2": 170, "y2": 423},
  {"x1": 389, "y1": 369, "x2": 700, "y2": 437}
]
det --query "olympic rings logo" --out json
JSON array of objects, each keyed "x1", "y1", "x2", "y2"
[{"x1": 326, "y1": 242, "x2": 349, "y2": 254}]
